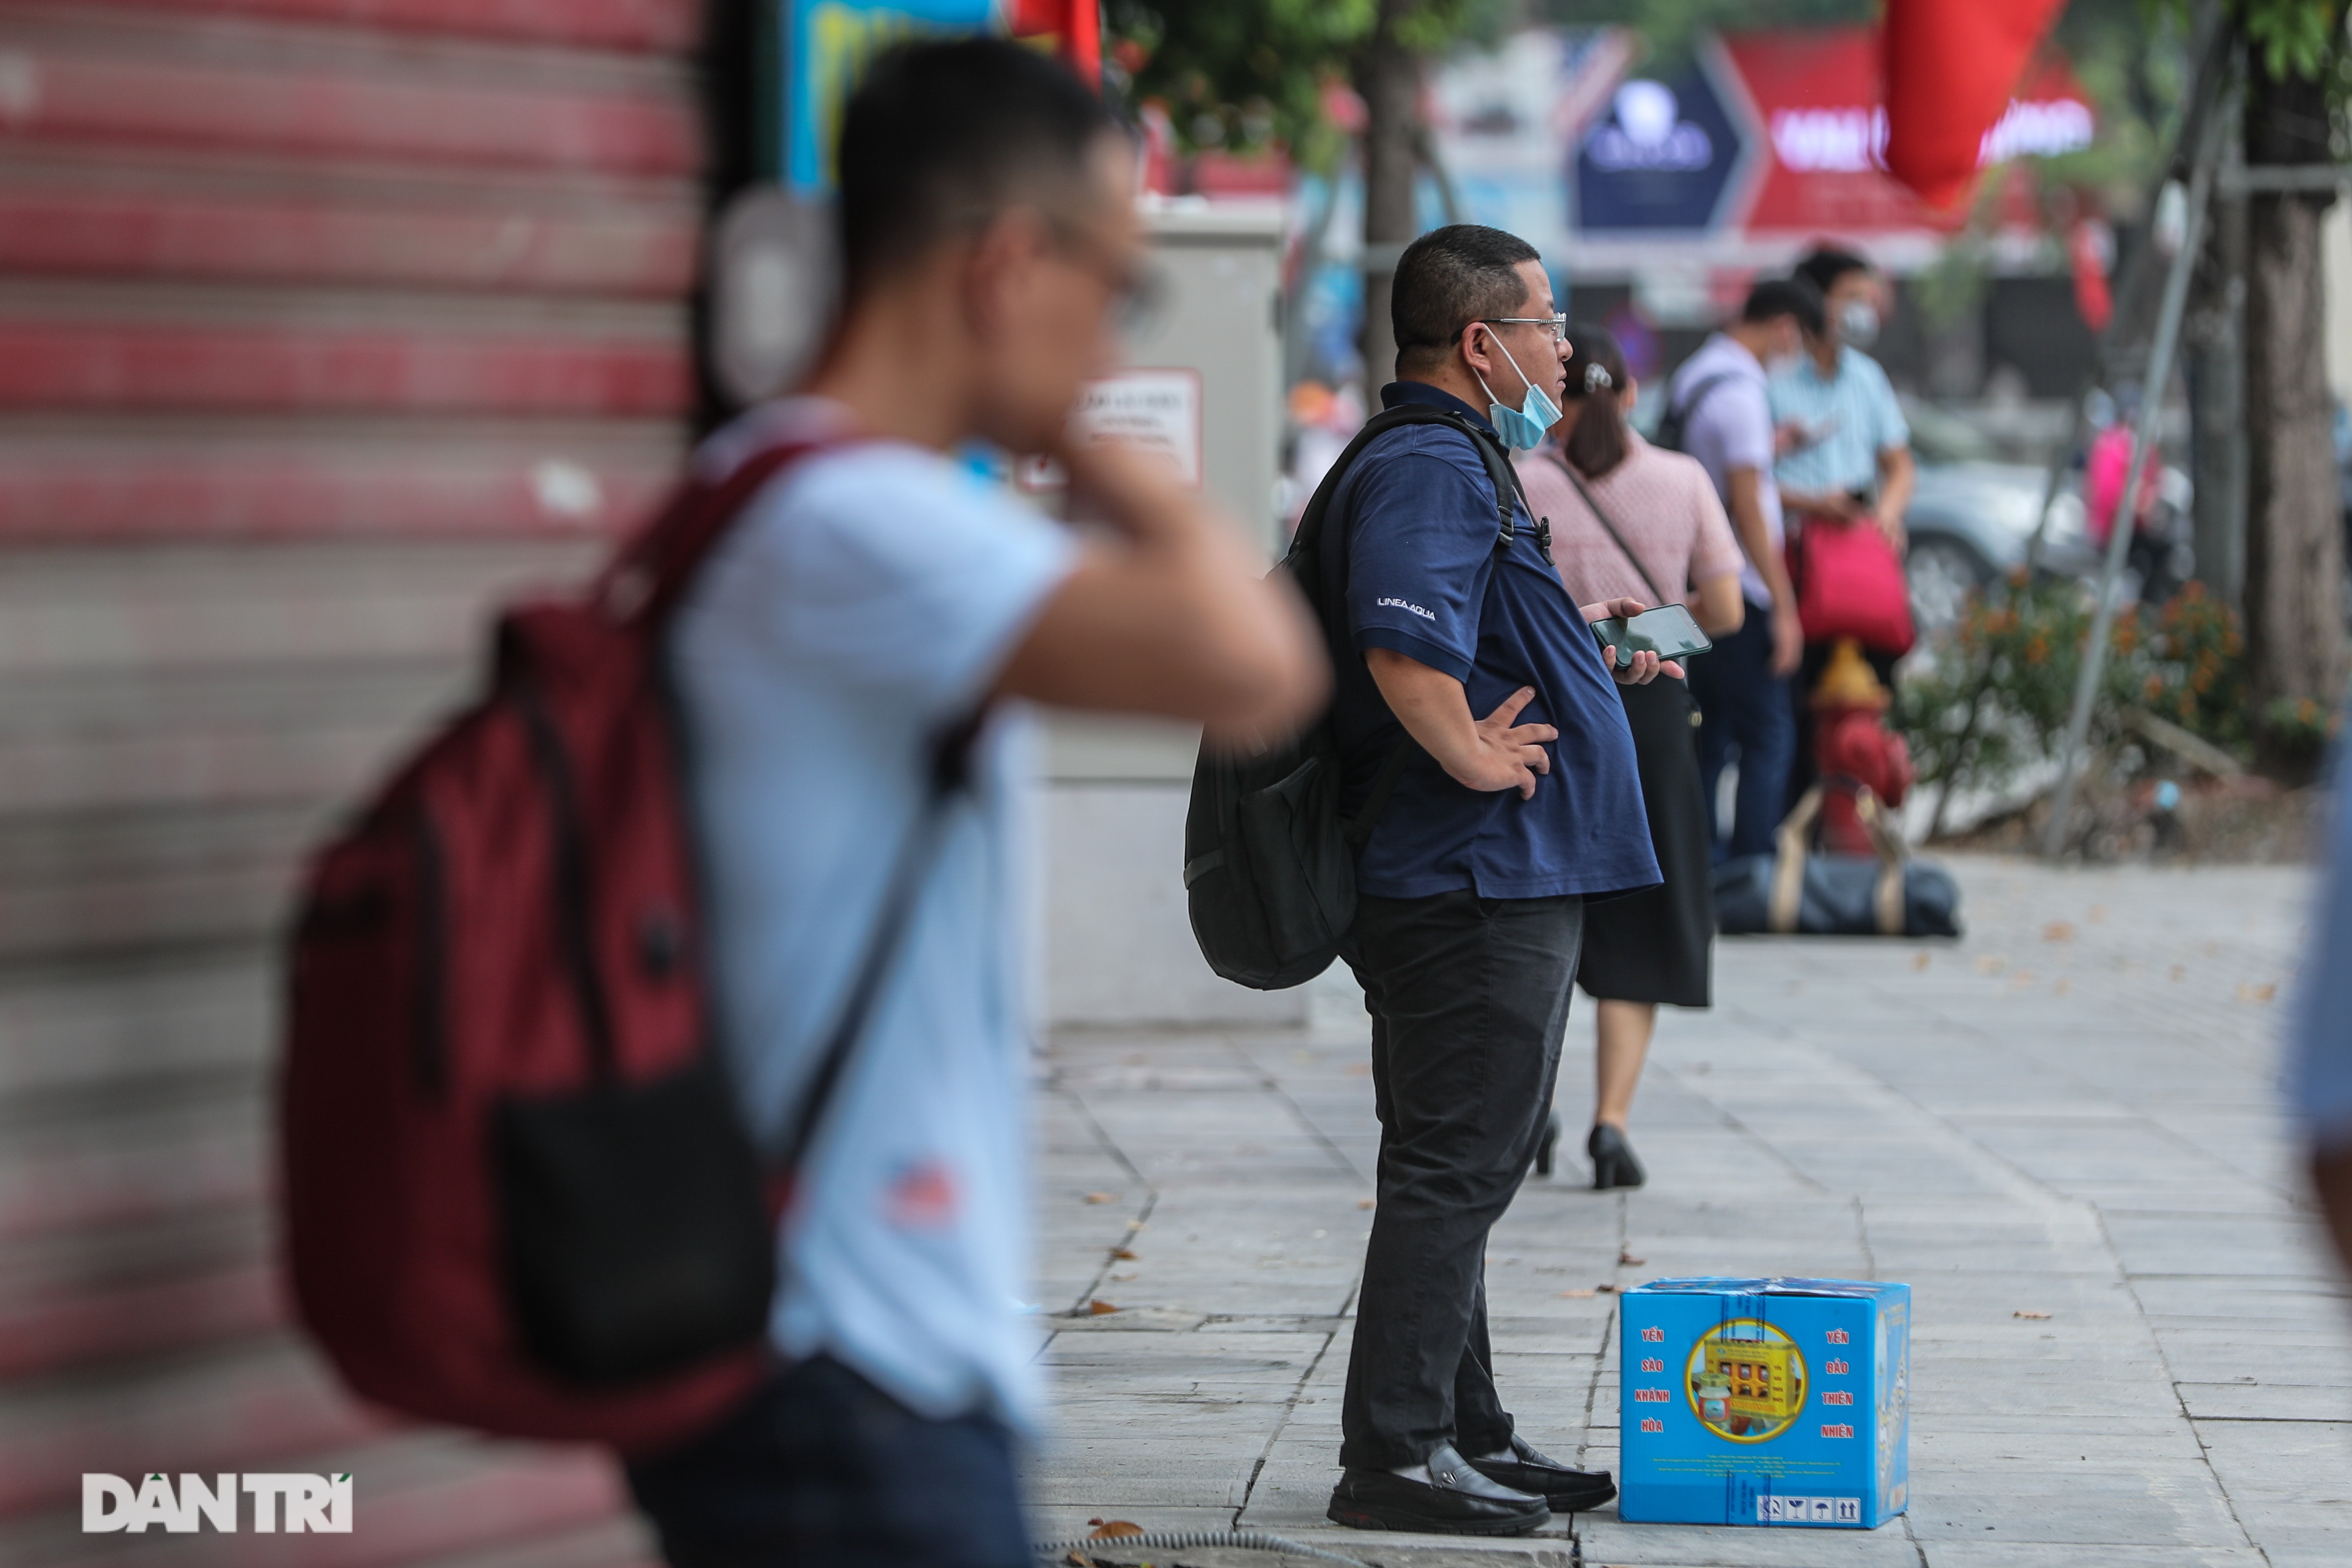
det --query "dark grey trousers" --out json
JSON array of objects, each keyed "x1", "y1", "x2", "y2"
[{"x1": 1336, "y1": 889, "x2": 1584, "y2": 1472}]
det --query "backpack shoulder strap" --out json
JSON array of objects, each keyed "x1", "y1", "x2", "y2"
[
  {"x1": 774, "y1": 714, "x2": 977, "y2": 1171},
  {"x1": 602, "y1": 434, "x2": 855, "y2": 628},
  {"x1": 1287, "y1": 406, "x2": 1538, "y2": 846},
  {"x1": 1288, "y1": 404, "x2": 1525, "y2": 570},
  {"x1": 1658, "y1": 371, "x2": 1737, "y2": 450}
]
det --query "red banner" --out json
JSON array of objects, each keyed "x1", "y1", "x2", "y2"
[{"x1": 1721, "y1": 26, "x2": 2091, "y2": 236}]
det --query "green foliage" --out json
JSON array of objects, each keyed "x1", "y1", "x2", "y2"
[
  {"x1": 1106, "y1": 0, "x2": 1373, "y2": 162},
  {"x1": 2231, "y1": 0, "x2": 2349, "y2": 81},
  {"x1": 1895, "y1": 576, "x2": 2249, "y2": 799},
  {"x1": 1539, "y1": 0, "x2": 1872, "y2": 73},
  {"x1": 2043, "y1": 0, "x2": 2193, "y2": 205},
  {"x1": 1105, "y1": 0, "x2": 1504, "y2": 165},
  {"x1": 2261, "y1": 693, "x2": 2342, "y2": 761}
]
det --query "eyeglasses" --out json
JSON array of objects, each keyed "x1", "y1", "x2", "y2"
[
  {"x1": 1481, "y1": 315, "x2": 1569, "y2": 342},
  {"x1": 1048, "y1": 221, "x2": 1169, "y2": 339}
]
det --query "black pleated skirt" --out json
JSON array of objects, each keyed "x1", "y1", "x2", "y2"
[{"x1": 1577, "y1": 674, "x2": 1714, "y2": 1007}]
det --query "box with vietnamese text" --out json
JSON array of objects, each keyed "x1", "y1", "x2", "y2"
[{"x1": 1618, "y1": 1277, "x2": 1910, "y2": 1529}]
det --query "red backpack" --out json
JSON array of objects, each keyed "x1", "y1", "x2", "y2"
[{"x1": 281, "y1": 437, "x2": 835, "y2": 1453}]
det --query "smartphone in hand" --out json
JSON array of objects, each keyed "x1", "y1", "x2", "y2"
[{"x1": 1592, "y1": 603, "x2": 1713, "y2": 668}]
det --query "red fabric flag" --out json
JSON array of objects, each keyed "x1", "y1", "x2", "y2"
[
  {"x1": 2069, "y1": 219, "x2": 2114, "y2": 333},
  {"x1": 1881, "y1": 0, "x2": 2069, "y2": 209},
  {"x1": 1008, "y1": 0, "x2": 1100, "y2": 84}
]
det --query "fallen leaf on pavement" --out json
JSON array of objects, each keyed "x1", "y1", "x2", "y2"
[
  {"x1": 1357, "y1": 1198, "x2": 1375, "y2": 1209},
  {"x1": 1084, "y1": 1192, "x2": 1117, "y2": 1204},
  {"x1": 1088, "y1": 1299, "x2": 1120, "y2": 1315},
  {"x1": 1595, "y1": 1282, "x2": 1617, "y2": 1292},
  {"x1": 1559, "y1": 1288, "x2": 1596, "y2": 1298},
  {"x1": 2238, "y1": 982, "x2": 2277, "y2": 1003},
  {"x1": 1912, "y1": 952, "x2": 1931, "y2": 971},
  {"x1": 1087, "y1": 1519, "x2": 1144, "y2": 1539},
  {"x1": 1619, "y1": 1250, "x2": 1646, "y2": 1266},
  {"x1": 1064, "y1": 1552, "x2": 1095, "y2": 1567},
  {"x1": 2013, "y1": 1309, "x2": 2052, "y2": 1319},
  {"x1": 1111, "y1": 1247, "x2": 1136, "y2": 1259},
  {"x1": 2043, "y1": 921, "x2": 2075, "y2": 942}
]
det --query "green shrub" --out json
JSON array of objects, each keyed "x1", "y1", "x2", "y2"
[{"x1": 1896, "y1": 575, "x2": 2249, "y2": 804}]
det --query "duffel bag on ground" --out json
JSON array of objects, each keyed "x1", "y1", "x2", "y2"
[{"x1": 1715, "y1": 779, "x2": 1962, "y2": 938}]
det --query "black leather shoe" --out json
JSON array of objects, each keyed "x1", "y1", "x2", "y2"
[
  {"x1": 1326, "y1": 1441, "x2": 1550, "y2": 1534},
  {"x1": 1534, "y1": 1110, "x2": 1562, "y2": 1177},
  {"x1": 1465, "y1": 1434, "x2": 1617, "y2": 1513},
  {"x1": 1589, "y1": 1122, "x2": 1645, "y2": 1189}
]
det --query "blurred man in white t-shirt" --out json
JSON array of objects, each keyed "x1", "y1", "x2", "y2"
[
  {"x1": 1668, "y1": 278, "x2": 1819, "y2": 858},
  {"x1": 632, "y1": 38, "x2": 1326, "y2": 1568}
]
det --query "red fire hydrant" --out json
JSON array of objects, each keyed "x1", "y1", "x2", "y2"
[{"x1": 1811, "y1": 639, "x2": 1914, "y2": 855}]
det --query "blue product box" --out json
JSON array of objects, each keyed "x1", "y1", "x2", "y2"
[{"x1": 1618, "y1": 1277, "x2": 1910, "y2": 1529}]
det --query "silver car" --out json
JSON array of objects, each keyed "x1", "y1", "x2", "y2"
[{"x1": 1901, "y1": 400, "x2": 2189, "y2": 633}]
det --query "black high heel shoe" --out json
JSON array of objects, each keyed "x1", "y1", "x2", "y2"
[
  {"x1": 1534, "y1": 1111, "x2": 1562, "y2": 1177},
  {"x1": 1588, "y1": 1123, "x2": 1646, "y2": 1189}
]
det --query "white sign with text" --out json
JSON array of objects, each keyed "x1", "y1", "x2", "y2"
[{"x1": 1020, "y1": 368, "x2": 1203, "y2": 491}]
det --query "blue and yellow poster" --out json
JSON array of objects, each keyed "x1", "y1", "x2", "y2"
[{"x1": 783, "y1": 0, "x2": 1002, "y2": 195}]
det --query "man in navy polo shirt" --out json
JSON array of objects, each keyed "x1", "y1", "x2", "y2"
[{"x1": 1323, "y1": 224, "x2": 1665, "y2": 1536}]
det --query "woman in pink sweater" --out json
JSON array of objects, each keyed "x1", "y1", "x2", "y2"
[{"x1": 1515, "y1": 325, "x2": 1745, "y2": 1189}]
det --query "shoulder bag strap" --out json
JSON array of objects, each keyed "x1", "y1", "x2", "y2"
[
  {"x1": 1767, "y1": 785, "x2": 1825, "y2": 935},
  {"x1": 1847, "y1": 781, "x2": 1910, "y2": 937},
  {"x1": 1545, "y1": 450, "x2": 1674, "y2": 608}
]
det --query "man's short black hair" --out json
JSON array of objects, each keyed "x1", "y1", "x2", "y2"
[
  {"x1": 1794, "y1": 245, "x2": 1871, "y2": 301},
  {"x1": 837, "y1": 37, "x2": 1121, "y2": 292},
  {"x1": 1743, "y1": 277, "x2": 1824, "y2": 337},
  {"x1": 1391, "y1": 224, "x2": 1542, "y2": 376}
]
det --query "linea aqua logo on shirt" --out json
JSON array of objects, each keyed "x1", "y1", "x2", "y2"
[
  {"x1": 83, "y1": 1473, "x2": 352, "y2": 1533},
  {"x1": 1375, "y1": 596, "x2": 1437, "y2": 621}
]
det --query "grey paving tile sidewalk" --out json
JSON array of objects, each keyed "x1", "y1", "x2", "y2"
[{"x1": 1023, "y1": 857, "x2": 2350, "y2": 1567}]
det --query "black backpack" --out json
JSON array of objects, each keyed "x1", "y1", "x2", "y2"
[
  {"x1": 1651, "y1": 370, "x2": 1734, "y2": 455},
  {"x1": 1182, "y1": 406, "x2": 1532, "y2": 990}
]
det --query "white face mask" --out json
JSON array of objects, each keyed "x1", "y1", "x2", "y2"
[
  {"x1": 1469, "y1": 328, "x2": 1562, "y2": 452},
  {"x1": 1838, "y1": 298, "x2": 1880, "y2": 348}
]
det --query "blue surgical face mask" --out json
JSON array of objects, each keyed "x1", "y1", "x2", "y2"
[{"x1": 1471, "y1": 328, "x2": 1563, "y2": 451}]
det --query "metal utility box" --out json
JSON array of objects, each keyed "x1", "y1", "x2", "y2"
[
  {"x1": 1039, "y1": 199, "x2": 1302, "y2": 1029},
  {"x1": 1121, "y1": 201, "x2": 1286, "y2": 550}
]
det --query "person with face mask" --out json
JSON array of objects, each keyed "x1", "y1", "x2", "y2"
[
  {"x1": 1769, "y1": 245, "x2": 1916, "y2": 810},
  {"x1": 1319, "y1": 224, "x2": 1666, "y2": 1535},
  {"x1": 1773, "y1": 246, "x2": 1913, "y2": 548}
]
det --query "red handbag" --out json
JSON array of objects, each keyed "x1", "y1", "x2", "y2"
[{"x1": 1788, "y1": 513, "x2": 1916, "y2": 656}]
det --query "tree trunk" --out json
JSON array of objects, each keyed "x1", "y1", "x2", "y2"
[
  {"x1": 2242, "y1": 44, "x2": 2347, "y2": 775},
  {"x1": 1354, "y1": 0, "x2": 1421, "y2": 391}
]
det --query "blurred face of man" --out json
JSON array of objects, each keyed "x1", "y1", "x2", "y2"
[
  {"x1": 1821, "y1": 267, "x2": 1881, "y2": 350},
  {"x1": 966, "y1": 132, "x2": 1143, "y2": 454}
]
